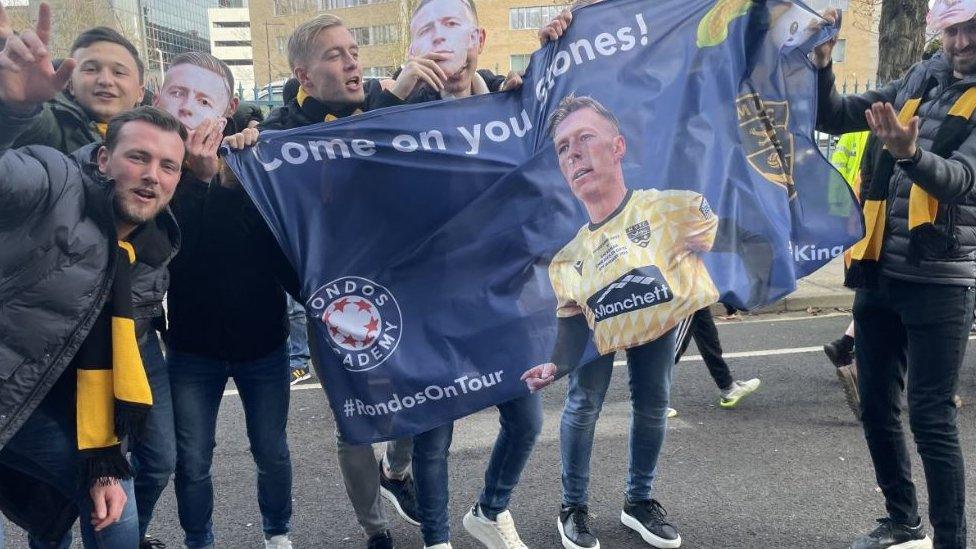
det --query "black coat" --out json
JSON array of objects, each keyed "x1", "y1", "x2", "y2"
[
  {"x1": 818, "y1": 54, "x2": 976, "y2": 285},
  {"x1": 0, "y1": 104, "x2": 179, "y2": 538}
]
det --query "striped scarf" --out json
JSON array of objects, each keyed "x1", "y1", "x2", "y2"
[
  {"x1": 75, "y1": 241, "x2": 153, "y2": 485},
  {"x1": 845, "y1": 85, "x2": 976, "y2": 288}
]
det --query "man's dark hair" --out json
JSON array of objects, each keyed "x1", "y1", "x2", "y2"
[
  {"x1": 70, "y1": 27, "x2": 145, "y2": 81},
  {"x1": 104, "y1": 106, "x2": 187, "y2": 151},
  {"x1": 546, "y1": 93, "x2": 621, "y2": 138}
]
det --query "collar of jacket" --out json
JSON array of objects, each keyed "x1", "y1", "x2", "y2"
[
  {"x1": 71, "y1": 142, "x2": 181, "y2": 267},
  {"x1": 296, "y1": 86, "x2": 362, "y2": 121},
  {"x1": 51, "y1": 92, "x2": 104, "y2": 141}
]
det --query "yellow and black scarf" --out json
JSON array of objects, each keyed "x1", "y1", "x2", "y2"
[
  {"x1": 75, "y1": 241, "x2": 153, "y2": 485},
  {"x1": 846, "y1": 84, "x2": 976, "y2": 288},
  {"x1": 296, "y1": 86, "x2": 362, "y2": 123}
]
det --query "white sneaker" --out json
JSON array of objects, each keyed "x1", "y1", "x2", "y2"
[
  {"x1": 463, "y1": 505, "x2": 529, "y2": 549},
  {"x1": 719, "y1": 378, "x2": 760, "y2": 409},
  {"x1": 666, "y1": 408, "x2": 678, "y2": 418},
  {"x1": 425, "y1": 544, "x2": 453, "y2": 549},
  {"x1": 265, "y1": 534, "x2": 293, "y2": 549}
]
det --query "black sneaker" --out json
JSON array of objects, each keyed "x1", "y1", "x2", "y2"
[
  {"x1": 378, "y1": 463, "x2": 421, "y2": 526},
  {"x1": 620, "y1": 499, "x2": 681, "y2": 548},
  {"x1": 558, "y1": 504, "x2": 599, "y2": 549},
  {"x1": 367, "y1": 530, "x2": 395, "y2": 549},
  {"x1": 850, "y1": 518, "x2": 932, "y2": 549},
  {"x1": 140, "y1": 537, "x2": 167, "y2": 549},
  {"x1": 824, "y1": 339, "x2": 854, "y2": 367}
]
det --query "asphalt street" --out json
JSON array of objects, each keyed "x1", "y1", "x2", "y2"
[{"x1": 5, "y1": 312, "x2": 976, "y2": 548}]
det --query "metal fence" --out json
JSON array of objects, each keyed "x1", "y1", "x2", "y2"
[{"x1": 816, "y1": 78, "x2": 880, "y2": 159}]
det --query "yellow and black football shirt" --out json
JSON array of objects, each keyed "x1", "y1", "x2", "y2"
[{"x1": 549, "y1": 188, "x2": 720, "y2": 355}]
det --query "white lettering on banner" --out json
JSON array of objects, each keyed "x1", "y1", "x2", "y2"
[
  {"x1": 536, "y1": 13, "x2": 650, "y2": 103},
  {"x1": 791, "y1": 243, "x2": 844, "y2": 262},
  {"x1": 342, "y1": 370, "x2": 506, "y2": 418}
]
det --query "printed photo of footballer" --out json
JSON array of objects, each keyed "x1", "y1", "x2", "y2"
[{"x1": 523, "y1": 93, "x2": 721, "y2": 385}]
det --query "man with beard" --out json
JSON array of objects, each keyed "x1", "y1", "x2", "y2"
[
  {"x1": 812, "y1": 3, "x2": 976, "y2": 548},
  {"x1": 0, "y1": 5, "x2": 186, "y2": 547}
]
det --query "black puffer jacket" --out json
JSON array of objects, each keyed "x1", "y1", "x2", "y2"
[
  {"x1": 0, "y1": 104, "x2": 179, "y2": 537},
  {"x1": 818, "y1": 54, "x2": 976, "y2": 285}
]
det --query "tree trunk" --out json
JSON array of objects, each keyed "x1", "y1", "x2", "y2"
[{"x1": 876, "y1": 0, "x2": 928, "y2": 83}]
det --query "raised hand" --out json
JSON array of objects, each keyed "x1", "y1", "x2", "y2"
[
  {"x1": 538, "y1": 8, "x2": 572, "y2": 45},
  {"x1": 0, "y1": 2, "x2": 75, "y2": 109},
  {"x1": 520, "y1": 362, "x2": 558, "y2": 392},
  {"x1": 865, "y1": 102, "x2": 919, "y2": 160},
  {"x1": 185, "y1": 117, "x2": 226, "y2": 182},
  {"x1": 500, "y1": 70, "x2": 524, "y2": 92},
  {"x1": 390, "y1": 52, "x2": 450, "y2": 99},
  {"x1": 809, "y1": 8, "x2": 840, "y2": 69}
]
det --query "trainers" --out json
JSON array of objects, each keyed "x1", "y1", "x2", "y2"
[
  {"x1": 719, "y1": 379, "x2": 760, "y2": 409},
  {"x1": 462, "y1": 504, "x2": 528, "y2": 549},
  {"x1": 954, "y1": 394, "x2": 963, "y2": 408},
  {"x1": 666, "y1": 408, "x2": 678, "y2": 418},
  {"x1": 290, "y1": 367, "x2": 312, "y2": 385},
  {"x1": 140, "y1": 537, "x2": 166, "y2": 549},
  {"x1": 850, "y1": 518, "x2": 932, "y2": 549},
  {"x1": 824, "y1": 339, "x2": 854, "y2": 367},
  {"x1": 379, "y1": 463, "x2": 421, "y2": 526},
  {"x1": 836, "y1": 363, "x2": 861, "y2": 420},
  {"x1": 558, "y1": 504, "x2": 600, "y2": 549},
  {"x1": 424, "y1": 544, "x2": 453, "y2": 549},
  {"x1": 265, "y1": 534, "x2": 293, "y2": 549},
  {"x1": 367, "y1": 531, "x2": 394, "y2": 549},
  {"x1": 620, "y1": 499, "x2": 681, "y2": 548}
]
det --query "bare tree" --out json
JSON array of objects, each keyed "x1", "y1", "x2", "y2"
[{"x1": 876, "y1": 0, "x2": 927, "y2": 83}]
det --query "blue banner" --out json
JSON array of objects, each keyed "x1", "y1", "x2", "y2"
[{"x1": 226, "y1": 0, "x2": 861, "y2": 443}]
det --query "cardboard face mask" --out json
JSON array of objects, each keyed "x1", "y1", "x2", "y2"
[
  {"x1": 409, "y1": 0, "x2": 480, "y2": 77},
  {"x1": 156, "y1": 63, "x2": 231, "y2": 130},
  {"x1": 929, "y1": 0, "x2": 976, "y2": 33}
]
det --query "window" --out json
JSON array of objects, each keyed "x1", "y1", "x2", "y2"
[
  {"x1": 214, "y1": 21, "x2": 250, "y2": 28},
  {"x1": 363, "y1": 66, "x2": 396, "y2": 78},
  {"x1": 349, "y1": 24, "x2": 397, "y2": 46},
  {"x1": 318, "y1": 0, "x2": 391, "y2": 8},
  {"x1": 274, "y1": 0, "x2": 309, "y2": 16},
  {"x1": 276, "y1": 35, "x2": 288, "y2": 54},
  {"x1": 215, "y1": 40, "x2": 252, "y2": 47},
  {"x1": 832, "y1": 38, "x2": 846, "y2": 63},
  {"x1": 510, "y1": 54, "x2": 531, "y2": 72},
  {"x1": 510, "y1": 5, "x2": 567, "y2": 30}
]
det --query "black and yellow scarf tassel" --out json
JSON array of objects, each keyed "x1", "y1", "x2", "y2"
[{"x1": 76, "y1": 241, "x2": 153, "y2": 485}]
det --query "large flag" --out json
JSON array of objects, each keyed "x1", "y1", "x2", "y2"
[{"x1": 226, "y1": 0, "x2": 861, "y2": 443}]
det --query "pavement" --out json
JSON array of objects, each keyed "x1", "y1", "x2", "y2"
[
  {"x1": 5, "y1": 312, "x2": 976, "y2": 549},
  {"x1": 712, "y1": 256, "x2": 854, "y2": 317}
]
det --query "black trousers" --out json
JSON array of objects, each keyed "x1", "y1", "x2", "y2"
[
  {"x1": 854, "y1": 275, "x2": 972, "y2": 549},
  {"x1": 675, "y1": 307, "x2": 734, "y2": 390}
]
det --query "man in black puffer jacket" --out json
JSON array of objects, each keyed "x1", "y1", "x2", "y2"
[
  {"x1": 0, "y1": 11, "x2": 186, "y2": 546},
  {"x1": 814, "y1": 7, "x2": 976, "y2": 549}
]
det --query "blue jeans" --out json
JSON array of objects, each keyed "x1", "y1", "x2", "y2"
[
  {"x1": 286, "y1": 296, "x2": 310, "y2": 371},
  {"x1": 0, "y1": 382, "x2": 139, "y2": 549},
  {"x1": 169, "y1": 344, "x2": 293, "y2": 548},
  {"x1": 130, "y1": 329, "x2": 176, "y2": 538},
  {"x1": 412, "y1": 392, "x2": 543, "y2": 545},
  {"x1": 561, "y1": 329, "x2": 676, "y2": 506}
]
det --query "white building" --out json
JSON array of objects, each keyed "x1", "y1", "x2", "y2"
[{"x1": 207, "y1": 4, "x2": 255, "y2": 97}]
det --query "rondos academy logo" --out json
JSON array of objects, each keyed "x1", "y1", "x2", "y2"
[
  {"x1": 307, "y1": 276, "x2": 403, "y2": 372},
  {"x1": 735, "y1": 92, "x2": 795, "y2": 198},
  {"x1": 586, "y1": 266, "x2": 673, "y2": 322},
  {"x1": 626, "y1": 220, "x2": 651, "y2": 248}
]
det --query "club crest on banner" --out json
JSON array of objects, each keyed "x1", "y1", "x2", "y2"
[
  {"x1": 626, "y1": 220, "x2": 652, "y2": 248},
  {"x1": 736, "y1": 92, "x2": 795, "y2": 198},
  {"x1": 307, "y1": 277, "x2": 403, "y2": 372}
]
